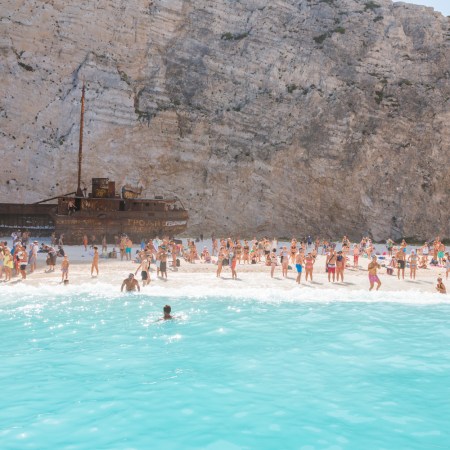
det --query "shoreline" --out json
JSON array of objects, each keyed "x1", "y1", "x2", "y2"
[{"x1": 1, "y1": 244, "x2": 447, "y2": 295}]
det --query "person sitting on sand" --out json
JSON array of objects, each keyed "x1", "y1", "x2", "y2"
[
  {"x1": 419, "y1": 254, "x2": 428, "y2": 269},
  {"x1": 368, "y1": 255, "x2": 382, "y2": 291},
  {"x1": 436, "y1": 277, "x2": 446, "y2": 294},
  {"x1": 121, "y1": 273, "x2": 140, "y2": 292}
]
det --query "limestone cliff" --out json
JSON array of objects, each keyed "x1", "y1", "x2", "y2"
[{"x1": 1, "y1": 0, "x2": 449, "y2": 240}]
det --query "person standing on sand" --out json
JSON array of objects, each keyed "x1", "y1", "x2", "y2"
[
  {"x1": 159, "y1": 247, "x2": 168, "y2": 279},
  {"x1": 119, "y1": 236, "x2": 126, "y2": 261},
  {"x1": 216, "y1": 247, "x2": 226, "y2": 278},
  {"x1": 91, "y1": 246, "x2": 99, "y2": 277},
  {"x1": 336, "y1": 251, "x2": 345, "y2": 283},
  {"x1": 281, "y1": 246, "x2": 289, "y2": 278},
  {"x1": 305, "y1": 252, "x2": 315, "y2": 282},
  {"x1": 436, "y1": 277, "x2": 446, "y2": 294},
  {"x1": 28, "y1": 241, "x2": 38, "y2": 273},
  {"x1": 445, "y1": 252, "x2": 450, "y2": 280},
  {"x1": 368, "y1": 255, "x2": 382, "y2": 291},
  {"x1": 290, "y1": 239, "x2": 297, "y2": 265},
  {"x1": 295, "y1": 250, "x2": 304, "y2": 284},
  {"x1": 125, "y1": 237, "x2": 133, "y2": 261},
  {"x1": 396, "y1": 247, "x2": 406, "y2": 280},
  {"x1": 121, "y1": 273, "x2": 140, "y2": 292},
  {"x1": 408, "y1": 250, "x2": 418, "y2": 280},
  {"x1": 18, "y1": 247, "x2": 28, "y2": 280},
  {"x1": 326, "y1": 250, "x2": 337, "y2": 282},
  {"x1": 83, "y1": 235, "x2": 88, "y2": 251},
  {"x1": 135, "y1": 258, "x2": 150, "y2": 286},
  {"x1": 3, "y1": 249, "x2": 13, "y2": 281},
  {"x1": 353, "y1": 244, "x2": 360, "y2": 268},
  {"x1": 61, "y1": 255, "x2": 69, "y2": 282},
  {"x1": 230, "y1": 251, "x2": 237, "y2": 280},
  {"x1": 270, "y1": 249, "x2": 278, "y2": 278}
]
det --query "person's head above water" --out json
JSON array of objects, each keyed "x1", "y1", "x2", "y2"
[{"x1": 163, "y1": 304, "x2": 172, "y2": 319}]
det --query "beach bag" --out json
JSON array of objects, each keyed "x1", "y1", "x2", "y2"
[{"x1": 176, "y1": 258, "x2": 180, "y2": 267}]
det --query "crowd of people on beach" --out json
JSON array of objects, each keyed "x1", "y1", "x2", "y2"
[{"x1": 0, "y1": 230, "x2": 448, "y2": 294}]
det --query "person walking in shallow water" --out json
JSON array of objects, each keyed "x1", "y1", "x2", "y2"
[{"x1": 121, "y1": 273, "x2": 140, "y2": 292}]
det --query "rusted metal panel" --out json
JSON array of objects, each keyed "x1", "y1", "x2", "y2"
[
  {"x1": 0, "y1": 203, "x2": 56, "y2": 235},
  {"x1": 54, "y1": 212, "x2": 188, "y2": 244}
]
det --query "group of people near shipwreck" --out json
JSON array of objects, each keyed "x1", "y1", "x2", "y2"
[{"x1": 0, "y1": 231, "x2": 448, "y2": 294}]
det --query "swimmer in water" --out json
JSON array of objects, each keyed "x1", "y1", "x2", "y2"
[
  {"x1": 162, "y1": 304, "x2": 173, "y2": 320},
  {"x1": 121, "y1": 273, "x2": 140, "y2": 292}
]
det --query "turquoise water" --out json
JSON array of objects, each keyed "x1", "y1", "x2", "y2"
[{"x1": 1, "y1": 286, "x2": 450, "y2": 450}]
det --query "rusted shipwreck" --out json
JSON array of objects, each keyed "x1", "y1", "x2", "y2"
[{"x1": 0, "y1": 85, "x2": 188, "y2": 244}]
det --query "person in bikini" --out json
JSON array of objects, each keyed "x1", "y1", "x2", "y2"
[
  {"x1": 235, "y1": 241, "x2": 242, "y2": 264},
  {"x1": 368, "y1": 255, "x2": 382, "y2": 291},
  {"x1": 242, "y1": 240, "x2": 250, "y2": 264},
  {"x1": 290, "y1": 239, "x2": 297, "y2": 265},
  {"x1": 326, "y1": 249, "x2": 337, "y2": 282},
  {"x1": 305, "y1": 253, "x2": 315, "y2": 281},
  {"x1": 91, "y1": 246, "x2": 99, "y2": 277},
  {"x1": 408, "y1": 250, "x2": 418, "y2": 280},
  {"x1": 336, "y1": 251, "x2": 345, "y2": 282}
]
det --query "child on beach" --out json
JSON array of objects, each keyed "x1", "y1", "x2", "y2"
[{"x1": 436, "y1": 277, "x2": 446, "y2": 294}]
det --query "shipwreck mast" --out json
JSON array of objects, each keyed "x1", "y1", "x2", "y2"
[{"x1": 76, "y1": 82, "x2": 85, "y2": 197}]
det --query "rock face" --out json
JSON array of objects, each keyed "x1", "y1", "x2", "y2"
[{"x1": 0, "y1": 0, "x2": 449, "y2": 240}]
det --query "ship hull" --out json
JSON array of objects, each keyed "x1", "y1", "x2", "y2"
[
  {"x1": 0, "y1": 204, "x2": 188, "y2": 243},
  {"x1": 55, "y1": 211, "x2": 188, "y2": 244}
]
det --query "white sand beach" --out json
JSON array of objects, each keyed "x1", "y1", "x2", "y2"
[{"x1": 2, "y1": 240, "x2": 447, "y2": 296}]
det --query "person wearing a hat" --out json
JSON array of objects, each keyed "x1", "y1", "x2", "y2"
[{"x1": 436, "y1": 277, "x2": 446, "y2": 294}]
